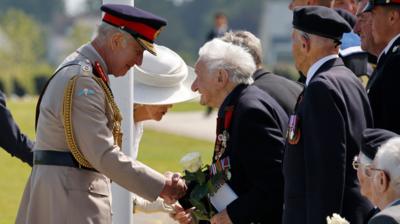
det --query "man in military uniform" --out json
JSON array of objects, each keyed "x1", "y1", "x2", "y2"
[
  {"x1": 16, "y1": 4, "x2": 186, "y2": 224},
  {"x1": 0, "y1": 90, "x2": 33, "y2": 166},
  {"x1": 364, "y1": 0, "x2": 400, "y2": 134},
  {"x1": 283, "y1": 6, "x2": 374, "y2": 224}
]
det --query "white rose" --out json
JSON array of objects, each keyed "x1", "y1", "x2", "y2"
[
  {"x1": 180, "y1": 152, "x2": 202, "y2": 172},
  {"x1": 326, "y1": 213, "x2": 350, "y2": 224}
]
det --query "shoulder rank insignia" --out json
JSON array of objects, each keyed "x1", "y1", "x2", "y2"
[
  {"x1": 78, "y1": 88, "x2": 95, "y2": 96},
  {"x1": 79, "y1": 60, "x2": 92, "y2": 75}
]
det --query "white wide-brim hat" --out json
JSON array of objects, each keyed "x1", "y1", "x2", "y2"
[{"x1": 133, "y1": 44, "x2": 199, "y2": 105}]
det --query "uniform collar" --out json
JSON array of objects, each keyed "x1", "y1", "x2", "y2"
[
  {"x1": 76, "y1": 43, "x2": 109, "y2": 75},
  {"x1": 377, "y1": 33, "x2": 400, "y2": 64},
  {"x1": 306, "y1": 54, "x2": 339, "y2": 86}
]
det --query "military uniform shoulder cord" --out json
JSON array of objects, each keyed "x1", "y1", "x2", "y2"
[{"x1": 62, "y1": 76, "x2": 123, "y2": 168}]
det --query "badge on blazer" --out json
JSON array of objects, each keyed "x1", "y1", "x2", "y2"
[{"x1": 287, "y1": 114, "x2": 301, "y2": 145}]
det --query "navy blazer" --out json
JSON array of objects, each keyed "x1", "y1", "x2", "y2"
[
  {"x1": 253, "y1": 69, "x2": 303, "y2": 116},
  {"x1": 215, "y1": 84, "x2": 288, "y2": 223},
  {"x1": 368, "y1": 200, "x2": 400, "y2": 224},
  {"x1": 0, "y1": 90, "x2": 34, "y2": 165},
  {"x1": 367, "y1": 36, "x2": 400, "y2": 134},
  {"x1": 283, "y1": 58, "x2": 374, "y2": 224}
]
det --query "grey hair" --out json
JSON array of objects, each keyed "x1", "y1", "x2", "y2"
[
  {"x1": 95, "y1": 22, "x2": 133, "y2": 46},
  {"x1": 221, "y1": 30, "x2": 263, "y2": 67},
  {"x1": 297, "y1": 30, "x2": 338, "y2": 48},
  {"x1": 198, "y1": 38, "x2": 255, "y2": 85},
  {"x1": 375, "y1": 137, "x2": 400, "y2": 192}
]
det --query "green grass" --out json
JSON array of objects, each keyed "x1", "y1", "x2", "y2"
[
  {"x1": 0, "y1": 98, "x2": 213, "y2": 223},
  {"x1": 169, "y1": 100, "x2": 205, "y2": 112}
]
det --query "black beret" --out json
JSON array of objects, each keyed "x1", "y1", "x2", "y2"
[
  {"x1": 335, "y1": 8, "x2": 356, "y2": 28},
  {"x1": 293, "y1": 6, "x2": 352, "y2": 42},
  {"x1": 101, "y1": 4, "x2": 167, "y2": 55},
  {"x1": 361, "y1": 128, "x2": 398, "y2": 160},
  {"x1": 365, "y1": 0, "x2": 400, "y2": 12}
]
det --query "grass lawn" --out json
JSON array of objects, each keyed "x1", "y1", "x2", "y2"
[{"x1": 0, "y1": 98, "x2": 213, "y2": 224}]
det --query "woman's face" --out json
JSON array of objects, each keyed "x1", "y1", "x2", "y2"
[{"x1": 142, "y1": 104, "x2": 173, "y2": 121}]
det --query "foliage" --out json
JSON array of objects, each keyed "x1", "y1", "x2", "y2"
[
  {"x1": 0, "y1": 0, "x2": 64, "y2": 24},
  {"x1": 0, "y1": 9, "x2": 53, "y2": 95}
]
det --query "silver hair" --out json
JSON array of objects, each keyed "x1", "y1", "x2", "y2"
[
  {"x1": 198, "y1": 38, "x2": 255, "y2": 85},
  {"x1": 297, "y1": 30, "x2": 338, "y2": 48},
  {"x1": 95, "y1": 22, "x2": 133, "y2": 46},
  {"x1": 221, "y1": 30, "x2": 263, "y2": 67},
  {"x1": 375, "y1": 137, "x2": 400, "y2": 191}
]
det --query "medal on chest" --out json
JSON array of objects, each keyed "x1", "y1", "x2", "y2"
[
  {"x1": 214, "y1": 106, "x2": 233, "y2": 161},
  {"x1": 287, "y1": 92, "x2": 303, "y2": 145}
]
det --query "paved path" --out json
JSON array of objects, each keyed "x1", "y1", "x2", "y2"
[{"x1": 144, "y1": 111, "x2": 217, "y2": 142}]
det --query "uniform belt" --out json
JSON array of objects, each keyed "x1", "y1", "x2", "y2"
[{"x1": 33, "y1": 150, "x2": 97, "y2": 172}]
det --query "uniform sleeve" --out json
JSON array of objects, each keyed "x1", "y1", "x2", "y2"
[
  {"x1": 226, "y1": 100, "x2": 285, "y2": 223},
  {"x1": 70, "y1": 76, "x2": 165, "y2": 201},
  {"x1": 303, "y1": 81, "x2": 347, "y2": 224},
  {"x1": 0, "y1": 91, "x2": 34, "y2": 166},
  {"x1": 380, "y1": 56, "x2": 400, "y2": 134}
]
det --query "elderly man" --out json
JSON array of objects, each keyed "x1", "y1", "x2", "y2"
[
  {"x1": 175, "y1": 38, "x2": 288, "y2": 223},
  {"x1": 283, "y1": 6, "x2": 374, "y2": 224},
  {"x1": 367, "y1": 136, "x2": 400, "y2": 223},
  {"x1": 16, "y1": 4, "x2": 186, "y2": 224},
  {"x1": 364, "y1": 0, "x2": 400, "y2": 134},
  {"x1": 354, "y1": 128, "x2": 398, "y2": 221},
  {"x1": 221, "y1": 31, "x2": 303, "y2": 116},
  {"x1": 354, "y1": 0, "x2": 386, "y2": 58}
]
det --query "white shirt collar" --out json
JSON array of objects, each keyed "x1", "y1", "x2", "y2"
[
  {"x1": 377, "y1": 33, "x2": 400, "y2": 64},
  {"x1": 306, "y1": 54, "x2": 339, "y2": 86}
]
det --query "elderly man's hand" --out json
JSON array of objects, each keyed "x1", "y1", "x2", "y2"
[
  {"x1": 170, "y1": 204, "x2": 195, "y2": 224},
  {"x1": 159, "y1": 172, "x2": 187, "y2": 204},
  {"x1": 210, "y1": 209, "x2": 232, "y2": 224}
]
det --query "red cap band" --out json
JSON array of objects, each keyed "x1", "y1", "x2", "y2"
[{"x1": 103, "y1": 13, "x2": 158, "y2": 42}]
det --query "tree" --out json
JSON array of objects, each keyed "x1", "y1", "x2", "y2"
[{"x1": 0, "y1": 9, "x2": 52, "y2": 95}]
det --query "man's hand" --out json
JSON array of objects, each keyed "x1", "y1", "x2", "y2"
[
  {"x1": 170, "y1": 204, "x2": 195, "y2": 224},
  {"x1": 210, "y1": 209, "x2": 232, "y2": 224},
  {"x1": 159, "y1": 172, "x2": 187, "y2": 204}
]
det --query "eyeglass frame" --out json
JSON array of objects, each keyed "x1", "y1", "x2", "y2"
[{"x1": 352, "y1": 156, "x2": 386, "y2": 177}]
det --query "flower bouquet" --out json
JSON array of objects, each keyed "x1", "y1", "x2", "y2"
[
  {"x1": 178, "y1": 152, "x2": 226, "y2": 222},
  {"x1": 326, "y1": 213, "x2": 350, "y2": 224}
]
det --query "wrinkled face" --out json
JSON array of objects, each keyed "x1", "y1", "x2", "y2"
[
  {"x1": 291, "y1": 29, "x2": 307, "y2": 73},
  {"x1": 288, "y1": 0, "x2": 308, "y2": 10},
  {"x1": 334, "y1": 0, "x2": 357, "y2": 15},
  {"x1": 108, "y1": 35, "x2": 145, "y2": 77},
  {"x1": 371, "y1": 6, "x2": 392, "y2": 48},
  {"x1": 357, "y1": 163, "x2": 374, "y2": 199},
  {"x1": 143, "y1": 104, "x2": 173, "y2": 121},
  {"x1": 192, "y1": 60, "x2": 220, "y2": 108},
  {"x1": 354, "y1": 0, "x2": 375, "y2": 52}
]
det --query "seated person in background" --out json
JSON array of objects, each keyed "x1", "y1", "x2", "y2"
[{"x1": 131, "y1": 44, "x2": 199, "y2": 214}]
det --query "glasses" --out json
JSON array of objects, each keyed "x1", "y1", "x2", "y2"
[{"x1": 352, "y1": 156, "x2": 385, "y2": 177}]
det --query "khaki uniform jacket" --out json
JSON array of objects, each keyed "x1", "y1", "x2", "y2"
[{"x1": 16, "y1": 44, "x2": 166, "y2": 224}]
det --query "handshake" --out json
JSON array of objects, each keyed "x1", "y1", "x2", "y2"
[{"x1": 159, "y1": 171, "x2": 187, "y2": 204}]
